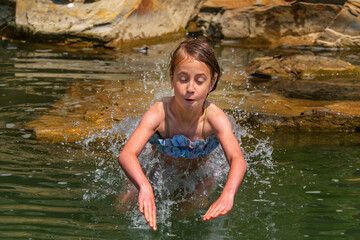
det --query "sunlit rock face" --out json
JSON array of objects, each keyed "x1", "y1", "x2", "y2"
[
  {"x1": 194, "y1": 0, "x2": 343, "y2": 47},
  {"x1": 241, "y1": 54, "x2": 360, "y2": 132},
  {"x1": 316, "y1": 0, "x2": 360, "y2": 47},
  {"x1": 2, "y1": 0, "x2": 359, "y2": 48},
  {"x1": 15, "y1": 0, "x2": 205, "y2": 47}
]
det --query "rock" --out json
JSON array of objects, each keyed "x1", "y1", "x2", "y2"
[
  {"x1": 316, "y1": 0, "x2": 360, "y2": 47},
  {"x1": 195, "y1": 1, "x2": 342, "y2": 46},
  {"x1": 203, "y1": 0, "x2": 292, "y2": 9},
  {"x1": 4, "y1": 0, "x2": 360, "y2": 49},
  {"x1": 246, "y1": 55, "x2": 360, "y2": 80},
  {"x1": 0, "y1": 1, "x2": 15, "y2": 37},
  {"x1": 227, "y1": 92, "x2": 360, "y2": 133},
  {"x1": 15, "y1": 0, "x2": 205, "y2": 48},
  {"x1": 27, "y1": 67, "x2": 360, "y2": 143},
  {"x1": 23, "y1": 41, "x2": 360, "y2": 143},
  {"x1": 245, "y1": 107, "x2": 360, "y2": 132}
]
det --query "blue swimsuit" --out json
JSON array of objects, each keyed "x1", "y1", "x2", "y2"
[{"x1": 148, "y1": 99, "x2": 220, "y2": 159}]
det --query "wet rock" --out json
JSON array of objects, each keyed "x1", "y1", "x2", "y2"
[
  {"x1": 26, "y1": 80, "x2": 155, "y2": 143},
  {"x1": 249, "y1": 77, "x2": 360, "y2": 101},
  {"x1": 246, "y1": 55, "x2": 360, "y2": 80},
  {"x1": 195, "y1": 1, "x2": 342, "y2": 46},
  {"x1": 15, "y1": 0, "x2": 205, "y2": 48},
  {"x1": 227, "y1": 92, "x2": 360, "y2": 133},
  {"x1": 4, "y1": 0, "x2": 360, "y2": 49},
  {"x1": 245, "y1": 107, "x2": 360, "y2": 132},
  {"x1": 0, "y1": 1, "x2": 15, "y2": 36},
  {"x1": 27, "y1": 78, "x2": 360, "y2": 143},
  {"x1": 316, "y1": 0, "x2": 360, "y2": 47},
  {"x1": 23, "y1": 41, "x2": 360, "y2": 143}
]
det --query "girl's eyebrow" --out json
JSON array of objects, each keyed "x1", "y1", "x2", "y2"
[
  {"x1": 195, "y1": 73, "x2": 207, "y2": 77},
  {"x1": 177, "y1": 72, "x2": 207, "y2": 78},
  {"x1": 177, "y1": 71, "x2": 189, "y2": 75}
]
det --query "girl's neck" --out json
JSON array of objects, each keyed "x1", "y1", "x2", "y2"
[{"x1": 169, "y1": 97, "x2": 204, "y2": 125}]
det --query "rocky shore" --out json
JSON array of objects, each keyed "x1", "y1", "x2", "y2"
[
  {"x1": 1, "y1": 0, "x2": 359, "y2": 142},
  {"x1": 1, "y1": 0, "x2": 359, "y2": 48}
]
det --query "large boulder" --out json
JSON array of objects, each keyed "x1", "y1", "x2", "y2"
[
  {"x1": 1, "y1": 0, "x2": 359, "y2": 48},
  {"x1": 194, "y1": 1, "x2": 343, "y2": 46},
  {"x1": 15, "y1": 0, "x2": 205, "y2": 48},
  {"x1": 316, "y1": 0, "x2": 360, "y2": 47}
]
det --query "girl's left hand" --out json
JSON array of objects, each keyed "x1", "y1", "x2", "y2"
[{"x1": 202, "y1": 193, "x2": 234, "y2": 221}]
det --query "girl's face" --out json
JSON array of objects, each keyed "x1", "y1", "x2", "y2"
[{"x1": 171, "y1": 57, "x2": 214, "y2": 112}]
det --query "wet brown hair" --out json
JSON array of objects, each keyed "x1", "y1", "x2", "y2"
[{"x1": 169, "y1": 38, "x2": 221, "y2": 93}]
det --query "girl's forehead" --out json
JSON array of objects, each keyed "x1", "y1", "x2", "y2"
[{"x1": 175, "y1": 57, "x2": 209, "y2": 71}]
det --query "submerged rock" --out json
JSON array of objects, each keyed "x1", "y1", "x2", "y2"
[
  {"x1": 246, "y1": 55, "x2": 360, "y2": 80},
  {"x1": 26, "y1": 67, "x2": 360, "y2": 143}
]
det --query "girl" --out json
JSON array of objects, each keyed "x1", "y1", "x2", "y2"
[{"x1": 118, "y1": 38, "x2": 247, "y2": 231}]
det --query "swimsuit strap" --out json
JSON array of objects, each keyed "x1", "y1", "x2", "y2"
[
  {"x1": 202, "y1": 101, "x2": 208, "y2": 139},
  {"x1": 163, "y1": 97, "x2": 170, "y2": 138}
]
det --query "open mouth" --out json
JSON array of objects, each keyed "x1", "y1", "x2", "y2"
[{"x1": 185, "y1": 98, "x2": 195, "y2": 102}]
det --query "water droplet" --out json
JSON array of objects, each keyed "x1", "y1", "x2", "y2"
[
  {"x1": 305, "y1": 191, "x2": 321, "y2": 194},
  {"x1": 6, "y1": 123, "x2": 15, "y2": 128},
  {"x1": 21, "y1": 134, "x2": 32, "y2": 139},
  {"x1": 1, "y1": 173, "x2": 12, "y2": 176}
]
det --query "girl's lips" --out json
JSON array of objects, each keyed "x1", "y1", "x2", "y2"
[{"x1": 185, "y1": 98, "x2": 195, "y2": 102}]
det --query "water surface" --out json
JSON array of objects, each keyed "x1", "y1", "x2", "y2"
[{"x1": 0, "y1": 40, "x2": 359, "y2": 239}]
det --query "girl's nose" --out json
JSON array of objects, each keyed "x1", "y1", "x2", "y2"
[{"x1": 186, "y1": 80, "x2": 195, "y2": 93}]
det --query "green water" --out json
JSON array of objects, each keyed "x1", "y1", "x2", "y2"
[{"x1": 0, "y1": 40, "x2": 359, "y2": 239}]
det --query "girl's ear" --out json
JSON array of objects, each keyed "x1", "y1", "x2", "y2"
[
  {"x1": 209, "y1": 76, "x2": 216, "y2": 92},
  {"x1": 170, "y1": 73, "x2": 174, "y2": 87}
]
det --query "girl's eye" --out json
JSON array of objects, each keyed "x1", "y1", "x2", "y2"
[
  {"x1": 179, "y1": 76, "x2": 188, "y2": 82},
  {"x1": 196, "y1": 76, "x2": 206, "y2": 83}
]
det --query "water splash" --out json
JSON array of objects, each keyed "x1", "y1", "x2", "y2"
[
  {"x1": 78, "y1": 109, "x2": 274, "y2": 230},
  {"x1": 77, "y1": 61, "x2": 275, "y2": 231}
]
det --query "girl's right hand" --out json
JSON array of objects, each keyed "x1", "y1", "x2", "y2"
[{"x1": 138, "y1": 183, "x2": 157, "y2": 231}]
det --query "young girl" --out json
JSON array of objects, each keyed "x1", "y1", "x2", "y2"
[{"x1": 118, "y1": 38, "x2": 247, "y2": 231}]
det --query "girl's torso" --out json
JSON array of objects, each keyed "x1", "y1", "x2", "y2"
[{"x1": 148, "y1": 97, "x2": 220, "y2": 159}]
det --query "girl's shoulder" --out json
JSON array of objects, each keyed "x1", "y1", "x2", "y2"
[
  {"x1": 141, "y1": 98, "x2": 169, "y2": 132},
  {"x1": 206, "y1": 101, "x2": 226, "y2": 119},
  {"x1": 205, "y1": 102, "x2": 231, "y2": 130},
  {"x1": 146, "y1": 99, "x2": 166, "y2": 119}
]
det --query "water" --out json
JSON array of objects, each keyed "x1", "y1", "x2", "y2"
[{"x1": 0, "y1": 39, "x2": 359, "y2": 239}]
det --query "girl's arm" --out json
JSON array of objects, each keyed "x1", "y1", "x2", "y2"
[
  {"x1": 118, "y1": 103, "x2": 163, "y2": 231},
  {"x1": 203, "y1": 106, "x2": 247, "y2": 221}
]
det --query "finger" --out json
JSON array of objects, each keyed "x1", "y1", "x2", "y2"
[
  {"x1": 203, "y1": 210, "x2": 210, "y2": 221},
  {"x1": 220, "y1": 208, "x2": 229, "y2": 215},
  {"x1": 152, "y1": 206, "x2": 157, "y2": 231},
  {"x1": 210, "y1": 207, "x2": 223, "y2": 219},
  {"x1": 148, "y1": 204, "x2": 153, "y2": 227},
  {"x1": 207, "y1": 204, "x2": 223, "y2": 220},
  {"x1": 139, "y1": 201, "x2": 144, "y2": 214},
  {"x1": 204, "y1": 203, "x2": 215, "y2": 216},
  {"x1": 203, "y1": 208, "x2": 212, "y2": 220},
  {"x1": 144, "y1": 204, "x2": 150, "y2": 223}
]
